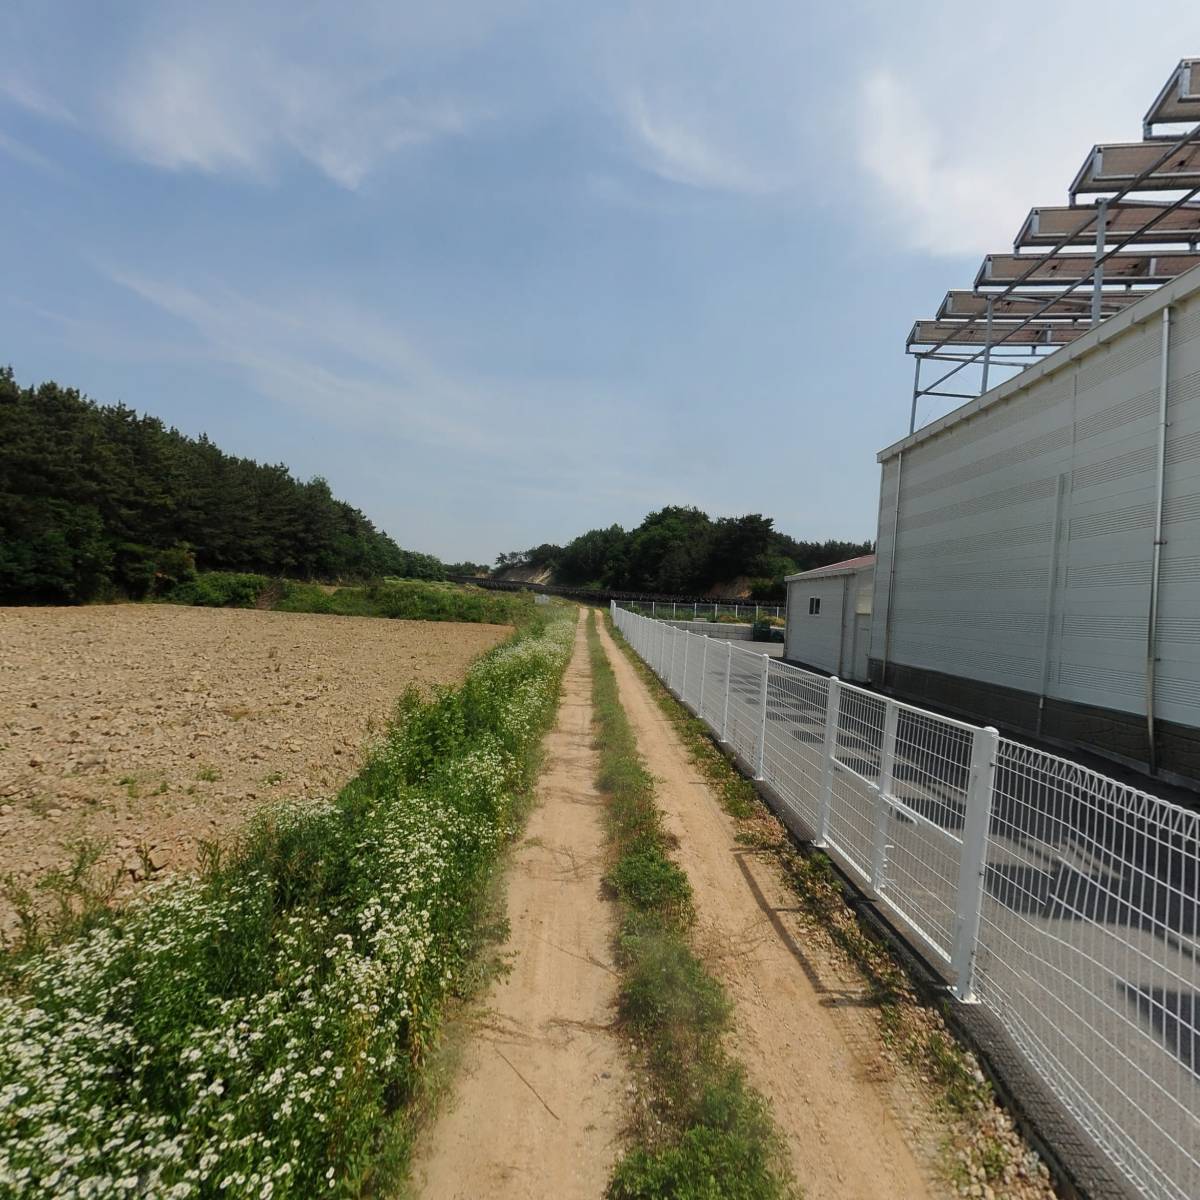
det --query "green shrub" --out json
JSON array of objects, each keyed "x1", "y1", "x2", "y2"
[
  {"x1": 161, "y1": 571, "x2": 270, "y2": 608},
  {"x1": 173, "y1": 575, "x2": 538, "y2": 626},
  {"x1": 751, "y1": 618, "x2": 784, "y2": 644},
  {"x1": 153, "y1": 544, "x2": 197, "y2": 592}
]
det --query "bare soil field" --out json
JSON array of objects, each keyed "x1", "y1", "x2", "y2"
[{"x1": 0, "y1": 604, "x2": 509, "y2": 933}]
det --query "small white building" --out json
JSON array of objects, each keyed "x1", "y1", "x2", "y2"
[{"x1": 784, "y1": 554, "x2": 876, "y2": 681}]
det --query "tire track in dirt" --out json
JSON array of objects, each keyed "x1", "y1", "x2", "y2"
[
  {"x1": 413, "y1": 611, "x2": 628, "y2": 1200},
  {"x1": 594, "y1": 616, "x2": 946, "y2": 1200}
]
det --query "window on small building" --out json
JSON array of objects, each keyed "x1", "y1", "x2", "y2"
[{"x1": 808, "y1": 596, "x2": 821, "y2": 615}]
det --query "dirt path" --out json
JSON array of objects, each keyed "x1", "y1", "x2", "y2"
[
  {"x1": 413, "y1": 612, "x2": 628, "y2": 1199},
  {"x1": 594, "y1": 616, "x2": 946, "y2": 1200}
]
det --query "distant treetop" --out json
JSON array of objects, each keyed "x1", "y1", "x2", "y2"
[
  {"x1": 0, "y1": 366, "x2": 444, "y2": 603},
  {"x1": 493, "y1": 505, "x2": 872, "y2": 600}
]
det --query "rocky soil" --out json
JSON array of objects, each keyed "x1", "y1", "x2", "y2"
[{"x1": 0, "y1": 604, "x2": 509, "y2": 934}]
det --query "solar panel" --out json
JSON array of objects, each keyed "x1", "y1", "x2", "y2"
[
  {"x1": 1015, "y1": 203, "x2": 1200, "y2": 248},
  {"x1": 907, "y1": 57, "x2": 1200, "y2": 430},
  {"x1": 908, "y1": 320, "x2": 1086, "y2": 348},
  {"x1": 1144, "y1": 59, "x2": 1200, "y2": 131},
  {"x1": 938, "y1": 290, "x2": 1142, "y2": 319},
  {"x1": 1071, "y1": 141, "x2": 1200, "y2": 194},
  {"x1": 976, "y1": 251, "x2": 1200, "y2": 287}
]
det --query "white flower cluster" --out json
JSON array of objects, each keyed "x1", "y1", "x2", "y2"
[{"x1": 0, "y1": 615, "x2": 574, "y2": 1199}]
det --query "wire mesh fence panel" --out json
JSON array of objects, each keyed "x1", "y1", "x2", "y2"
[
  {"x1": 683, "y1": 634, "x2": 704, "y2": 711},
  {"x1": 698, "y1": 639, "x2": 725, "y2": 728},
  {"x1": 761, "y1": 661, "x2": 828, "y2": 833},
  {"x1": 725, "y1": 646, "x2": 764, "y2": 768},
  {"x1": 881, "y1": 709, "x2": 978, "y2": 964},
  {"x1": 610, "y1": 603, "x2": 1200, "y2": 1200},
  {"x1": 978, "y1": 741, "x2": 1200, "y2": 1200}
]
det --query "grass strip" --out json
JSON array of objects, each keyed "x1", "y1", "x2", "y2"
[
  {"x1": 604, "y1": 613, "x2": 1055, "y2": 1197},
  {"x1": 0, "y1": 607, "x2": 575, "y2": 1198},
  {"x1": 160, "y1": 572, "x2": 535, "y2": 625},
  {"x1": 585, "y1": 612, "x2": 796, "y2": 1200}
]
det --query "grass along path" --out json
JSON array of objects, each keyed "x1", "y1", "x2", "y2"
[
  {"x1": 412, "y1": 609, "x2": 628, "y2": 1199},
  {"x1": 586, "y1": 613, "x2": 795, "y2": 1200},
  {"x1": 593, "y1": 613, "x2": 944, "y2": 1200}
]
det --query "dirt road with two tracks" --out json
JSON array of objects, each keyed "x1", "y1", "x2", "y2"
[
  {"x1": 414, "y1": 611, "x2": 629, "y2": 1198},
  {"x1": 414, "y1": 610, "x2": 942, "y2": 1199}
]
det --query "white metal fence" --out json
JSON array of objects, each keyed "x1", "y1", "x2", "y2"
[
  {"x1": 614, "y1": 599, "x2": 784, "y2": 621},
  {"x1": 611, "y1": 603, "x2": 1200, "y2": 1200}
]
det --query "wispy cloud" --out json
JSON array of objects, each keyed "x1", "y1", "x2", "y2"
[
  {"x1": 0, "y1": 127, "x2": 64, "y2": 176},
  {"x1": 856, "y1": 70, "x2": 1026, "y2": 257},
  {"x1": 100, "y1": 265, "x2": 656, "y2": 505},
  {"x1": 621, "y1": 88, "x2": 779, "y2": 195},
  {"x1": 103, "y1": 28, "x2": 479, "y2": 188},
  {"x1": 0, "y1": 75, "x2": 76, "y2": 124},
  {"x1": 852, "y1": 11, "x2": 1200, "y2": 258}
]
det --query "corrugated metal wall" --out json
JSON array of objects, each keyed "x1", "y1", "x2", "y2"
[{"x1": 872, "y1": 274, "x2": 1200, "y2": 736}]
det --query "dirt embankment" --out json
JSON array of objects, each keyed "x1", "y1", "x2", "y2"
[
  {"x1": 0, "y1": 604, "x2": 508, "y2": 931},
  {"x1": 413, "y1": 611, "x2": 628, "y2": 1199}
]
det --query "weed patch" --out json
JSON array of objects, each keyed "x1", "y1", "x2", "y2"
[
  {"x1": 586, "y1": 613, "x2": 795, "y2": 1200},
  {"x1": 0, "y1": 611, "x2": 575, "y2": 1197},
  {"x1": 160, "y1": 573, "x2": 537, "y2": 626}
]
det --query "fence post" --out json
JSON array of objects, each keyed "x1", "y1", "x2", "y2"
[
  {"x1": 951, "y1": 726, "x2": 999, "y2": 1003},
  {"x1": 817, "y1": 678, "x2": 841, "y2": 847},
  {"x1": 870, "y1": 702, "x2": 899, "y2": 897},
  {"x1": 721, "y1": 641, "x2": 733, "y2": 742},
  {"x1": 699, "y1": 635, "x2": 708, "y2": 715},
  {"x1": 693, "y1": 601, "x2": 698, "y2": 618},
  {"x1": 682, "y1": 633, "x2": 691, "y2": 704},
  {"x1": 755, "y1": 653, "x2": 770, "y2": 779},
  {"x1": 673, "y1": 601, "x2": 677, "y2": 619}
]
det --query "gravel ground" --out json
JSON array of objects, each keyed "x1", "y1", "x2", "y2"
[{"x1": 0, "y1": 604, "x2": 509, "y2": 934}]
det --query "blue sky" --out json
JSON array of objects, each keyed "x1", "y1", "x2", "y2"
[{"x1": 3, "y1": 2, "x2": 1198, "y2": 562}]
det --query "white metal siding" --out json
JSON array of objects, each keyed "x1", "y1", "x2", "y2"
[
  {"x1": 875, "y1": 277, "x2": 1200, "y2": 731},
  {"x1": 785, "y1": 576, "x2": 847, "y2": 674},
  {"x1": 870, "y1": 459, "x2": 901, "y2": 665}
]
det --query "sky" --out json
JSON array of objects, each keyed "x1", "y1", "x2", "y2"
[{"x1": 4, "y1": 2, "x2": 1200, "y2": 562}]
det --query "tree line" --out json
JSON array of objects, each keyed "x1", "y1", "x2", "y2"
[
  {"x1": 494, "y1": 506, "x2": 872, "y2": 599},
  {"x1": 0, "y1": 367, "x2": 444, "y2": 603}
]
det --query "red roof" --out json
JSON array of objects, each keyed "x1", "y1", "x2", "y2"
[{"x1": 786, "y1": 553, "x2": 876, "y2": 582}]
